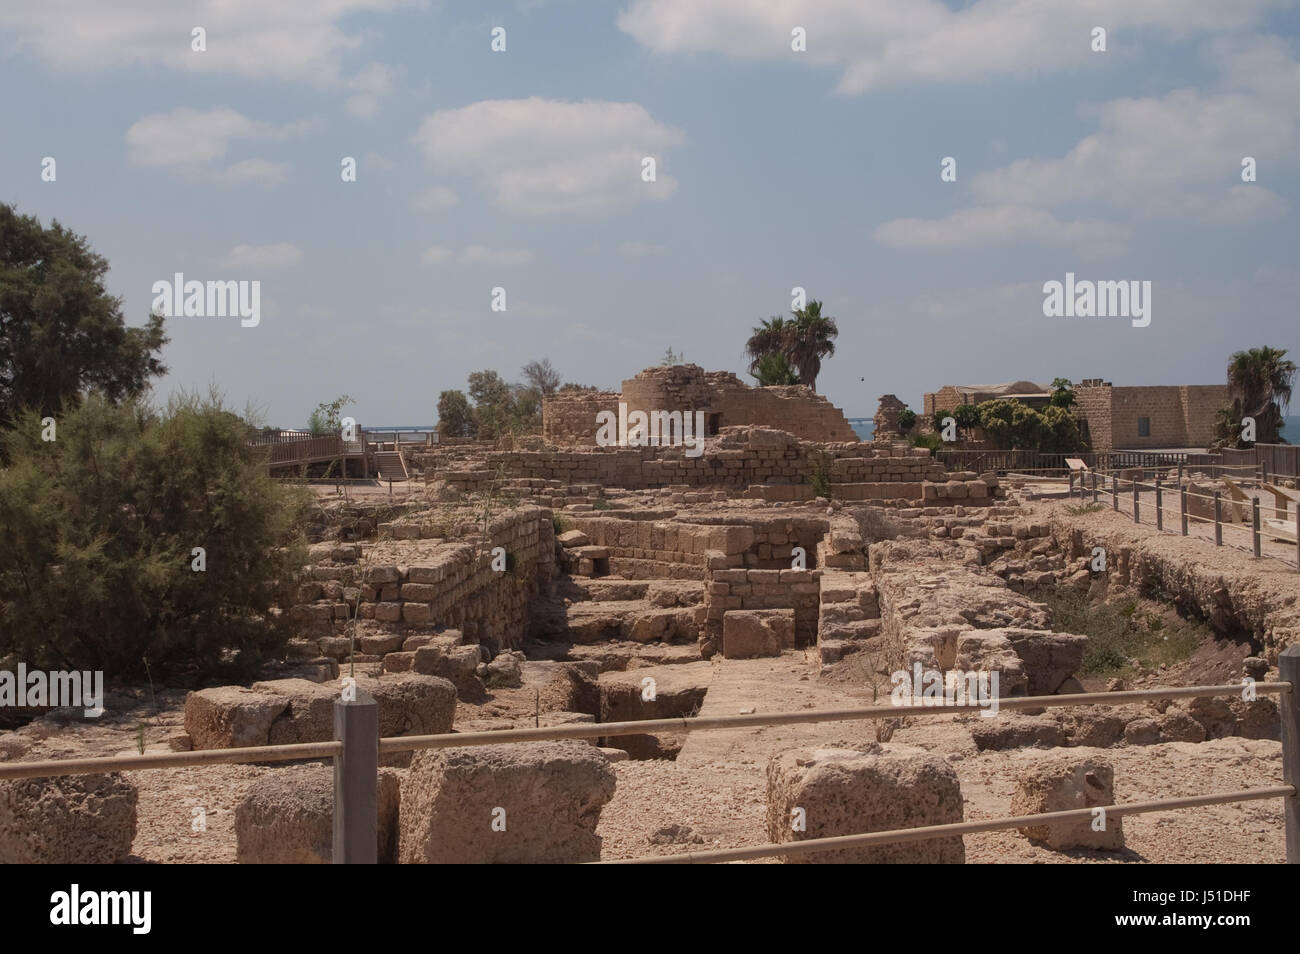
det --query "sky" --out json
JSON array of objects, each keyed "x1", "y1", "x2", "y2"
[{"x1": 3, "y1": 0, "x2": 1299, "y2": 428}]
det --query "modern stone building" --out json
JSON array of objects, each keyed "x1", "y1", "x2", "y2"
[
  {"x1": 922, "y1": 381, "x2": 1052, "y2": 416},
  {"x1": 923, "y1": 377, "x2": 1230, "y2": 452},
  {"x1": 542, "y1": 364, "x2": 859, "y2": 445},
  {"x1": 1072, "y1": 379, "x2": 1228, "y2": 452}
]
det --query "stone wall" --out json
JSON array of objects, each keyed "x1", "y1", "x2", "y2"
[
  {"x1": 288, "y1": 505, "x2": 557, "y2": 654},
  {"x1": 438, "y1": 428, "x2": 950, "y2": 498},
  {"x1": 541, "y1": 390, "x2": 621, "y2": 444}
]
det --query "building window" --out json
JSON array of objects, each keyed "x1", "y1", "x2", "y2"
[{"x1": 1138, "y1": 416, "x2": 1150, "y2": 437}]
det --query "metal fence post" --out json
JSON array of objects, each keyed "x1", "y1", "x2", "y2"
[
  {"x1": 1281, "y1": 645, "x2": 1300, "y2": 862},
  {"x1": 1214, "y1": 491, "x2": 1223, "y2": 546},
  {"x1": 1178, "y1": 461, "x2": 1184, "y2": 487},
  {"x1": 1091, "y1": 472, "x2": 1098, "y2": 504},
  {"x1": 334, "y1": 689, "x2": 379, "y2": 864},
  {"x1": 1252, "y1": 497, "x2": 1262, "y2": 558},
  {"x1": 1133, "y1": 479, "x2": 1140, "y2": 524},
  {"x1": 1181, "y1": 486, "x2": 1188, "y2": 536},
  {"x1": 1155, "y1": 473, "x2": 1163, "y2": 531},
  {"x1": 1112, "y1": 474, "x2": 1118, "y2": 511}
]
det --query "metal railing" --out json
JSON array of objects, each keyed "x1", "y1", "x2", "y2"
[
  {"x1": 2, "y1": 667, "x2": 1297, "y2": 864},
  {"x1": 1071, "y1": 463, "x2": 1300, "y2": 571}
]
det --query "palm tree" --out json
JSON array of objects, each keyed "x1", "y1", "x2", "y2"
[
  {"x1": 745, "y1": 316, "x2": 791, "y2": 378},
  {"x1": 786, "y1": 300, "x2": 838, "y2": 392},
  {"x1": 1224, "y1": 346, "x2": 1296, "y2": 445},
  {"x1": 752, "y1": 352, "x2": 800, "y2": 386}
]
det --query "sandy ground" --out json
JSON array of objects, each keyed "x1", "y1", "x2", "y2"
[{"x1": 3, "y1": 645, "x2": 1280, "y2": 864}]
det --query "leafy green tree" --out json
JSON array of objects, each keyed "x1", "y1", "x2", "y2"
[
  {"x1": 897, "y1": 408, "x2": 917, "y2": 433},
  {"x1": 436, "y1": 389, "x2": 476, "y2": 439},
  {"x1": 307, "y1": 394, "x2": 354, "y2": 436},
  {"x1": 978, "y1": 399, "x2": 1043, "y2": 450},
  {"x1": 1215, "y1": 346, "x2": 1296, "y2": 446},
  {"x1": 0, "y1": 392, "x2": 311, "y2": 679},
  {"x1": 0, "y1": 204, "x2": 167, "y2": 429},
  {"x1": 1039, "y1": 404, "x2": 1084, "y2": 453},
  {"x1": 954, "y1": 404, "x2": 982, "y2": 433},
  {"x1": 1050, "y1": 377, "x2": 1076, "y2": 409}
]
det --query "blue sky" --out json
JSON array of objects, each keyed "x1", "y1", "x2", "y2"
[{"x1": 3, "y1": 1, "x2": 1298, "y2": 427}]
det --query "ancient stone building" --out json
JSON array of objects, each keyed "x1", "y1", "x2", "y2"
[{"x1": 542, "y1": 364, "x2": 858, "y2": 445}]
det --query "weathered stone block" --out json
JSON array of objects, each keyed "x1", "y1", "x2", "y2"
[
  {"x1": 766, "y1": 745, "x2": 964, "y2": 863},
  {"x1": 1010, "y1": 753, "x2": 1123, "y2": 851},
  {"x1": 398, "y1": 742, "x2": 615, "y2": 863}
]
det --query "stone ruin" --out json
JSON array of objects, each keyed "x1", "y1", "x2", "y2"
[
  {"x1": 7, "y1": 411, "x2": 1292, "y2": 864},
  {"x1": 540, "y1": 364, "x2": 859, "y2": 445},
  {"x1": 872, "y1": 394, "x2": 908, "y2": 439}
]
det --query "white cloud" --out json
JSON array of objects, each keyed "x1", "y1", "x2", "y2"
[
  {"x1": 618, "y1": 241, "x2": 665, "y2": 256},
  {"x1": 421, "y1": 245, "x2": 534, "y2": 265},
  {"x1": 416, "y1": 187, "x2": 459, "y2": 210},
  {"x1": 0, "y1": 0, "x2": 416, "y2": 85},
  {"x1": 413, "y1": 97, "x2": 685, "y2": 214},
  {"x1": 125, "y1": 107, "x2": 308, "y2": 170},
  {"x1": 973, "y1": 90, "x2": 1297, "y2": 210},
  {"x1": 617, "y1": 0, "x2": 1281, "y2": 94},
  {"x1": 220, "y1": 243, "x2": 304, "y2": 269},
  {"x1": 220, "y1": 158, "x2": 291, "y2": 183},
  {"x1": 126, "y1": 107, "x2": 265, "y2": 165},
  {"x1": 874, "y1": 206, "x2": 1125, "y2": 252}
]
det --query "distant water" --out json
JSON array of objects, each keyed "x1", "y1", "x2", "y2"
[
  {"x1": 850, "y1": 417, "x2": 1297, "y2": 444},
  {"x1": 1282, "y1": 417, "x2": 1299, "y2": 444}
]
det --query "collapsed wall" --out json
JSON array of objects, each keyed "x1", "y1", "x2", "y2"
[
  {"x1": 288, "y1": 505, "x2": 557, "y2": 657},
  {"x1": 869, "y1": 538, "x2": 1087, "y2": 696}
]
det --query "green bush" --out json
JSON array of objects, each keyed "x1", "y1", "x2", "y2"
[
  {"x1": 897, "y1": 408, "x2": 916, "y2": 433},
  {"x1": 808, "y1": 450, "x2": 832, "y2": 499},
  {"x1": 910, "y1": 432, "x2": 944, "y2": 452},
  {"x1": 0, "y1": 393, "x2": 312, "y2": 680}
]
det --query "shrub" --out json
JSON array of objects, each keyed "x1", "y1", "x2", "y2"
[
  {"x1": 0, "y1": 393, "x2": 312, "y2": 679},
  {"x1": 897, "y1": 408, "x2": 916, "y2": 433},
  {"x1": 910, "y1": 432, "x2": 944, "y2": 452},
  {"x1": 808, "y1": 450, "x2": 833, "y2": 499}
]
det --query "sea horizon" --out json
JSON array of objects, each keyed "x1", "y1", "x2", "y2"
[{"x1": 848, "y1": 416, "x2": 1300, "y2": 446}]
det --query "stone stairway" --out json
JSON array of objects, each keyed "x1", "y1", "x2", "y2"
[
  {"x1": 815, "y1": 570, "x2": 883, "y2": 664},
  {"x1": 526, "y1": 575, "x2": 707, "y2": 671}
]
